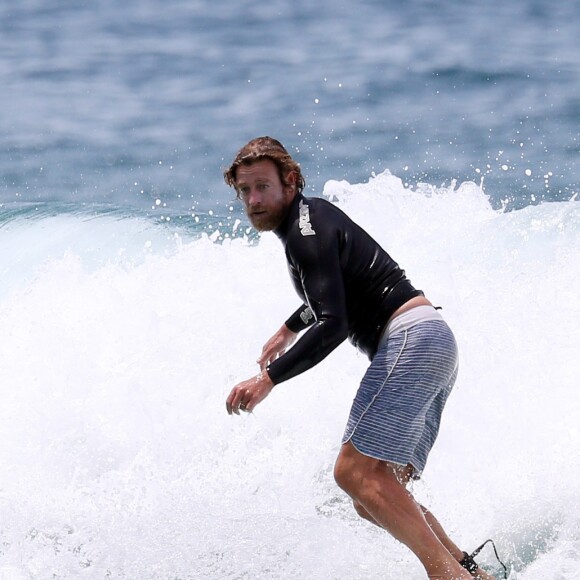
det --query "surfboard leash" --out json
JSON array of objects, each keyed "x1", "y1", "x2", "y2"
[{"x1": 461, "y1": 539, "x2": 508, "y2": 579}]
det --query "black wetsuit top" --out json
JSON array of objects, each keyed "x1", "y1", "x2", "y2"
[{"x1": 266, "y1": 193, "x2": 424, "y2": 385}]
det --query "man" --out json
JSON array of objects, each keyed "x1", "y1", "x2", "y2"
[{"x1": 224, "y1": 137, "x2": 495, "y2": 580}]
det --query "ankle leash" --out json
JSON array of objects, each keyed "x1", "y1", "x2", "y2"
[{"x1": 460, "y1": 539, "x2": 508, "y2": 579}]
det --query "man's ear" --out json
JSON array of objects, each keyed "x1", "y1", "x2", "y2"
[{"x1": 285, "y1": 171, "x2": 297, "y2": 193}]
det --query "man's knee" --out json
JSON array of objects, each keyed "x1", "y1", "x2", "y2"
[
  {"x1": 333, "y1": 452, "x2": 354, "y2": 493},
  {"x1": 333, "y1": 442, "x2": 378, "y2": 495},
  {"x1": 335, "y1": 442, "x2": 414, "y2": 498},
  {"x1": 334, "y1": 443, "x2": 362, "y2": 494}
]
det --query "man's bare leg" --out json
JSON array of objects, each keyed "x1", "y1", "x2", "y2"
[
  {"x1": 419, "y1": 506, "x2": 463, "y2": 560},
  {"x1": 341, "y1": 447, "x2": 496, "y2": 580},
  {"x1": 334, "y1": 441, "x2": 471, "y2": 579},
  {"x1": 420, "y1": 508, "x2": 496, "y2": 580}
]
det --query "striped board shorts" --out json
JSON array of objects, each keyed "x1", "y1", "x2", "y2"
[{"x1": 342, "y1": 306, "x2": 459, "y2": 478}]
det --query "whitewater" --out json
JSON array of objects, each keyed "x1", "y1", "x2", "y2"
[{"x1": 0, "y1": 172, "x2": 578, "y2": 579}]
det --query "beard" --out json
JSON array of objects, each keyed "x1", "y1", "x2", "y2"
[{"x1": 247, "y1": 200, "x2": 291, "y2": 232}]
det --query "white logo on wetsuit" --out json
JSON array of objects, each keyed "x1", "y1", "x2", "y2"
[
  {"x1": 300, "y1": 307, "x2": 314, "y2": 325},
  {"x1": 298, "y1": 200, "x2": 316, "y2": 236}
]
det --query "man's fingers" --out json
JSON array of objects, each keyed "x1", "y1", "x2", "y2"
[
  {"x1": 226, "y1": 389, "x2": 242, "y2": 415},
  {"x1": 227, "y1": 386, "x2": 251, "y2": 416},
  {"x1": 226, "y1": 399, "x2": 238, "y2": 415}
]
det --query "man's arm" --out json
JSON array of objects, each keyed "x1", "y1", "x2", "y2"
[
  {"x1": 257, "y1": 323, "x2": 298, "y2": 370},
  {"x1": 226, "y1": 205, "x2": 348, "y2": 415},
  {"x1": 266, "y1": 221, "x2": 349, "y2": 384},
  {"x1": 285, "y1": 304, "x2": 315, "y2": 332},
  {"x1": 226, "y1": 370, "x2": 274, "y2": 415},
  {"x1": 226, "y1": 307, "x2": 312, "y2": 415}
]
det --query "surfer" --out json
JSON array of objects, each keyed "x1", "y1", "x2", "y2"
[{"x1": 224, "y1": 137, "x2": 495, "y2": 580}]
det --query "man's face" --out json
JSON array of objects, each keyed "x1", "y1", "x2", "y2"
[{"x1": 236, "y1": 159, "x2": 296, "y2": 232}]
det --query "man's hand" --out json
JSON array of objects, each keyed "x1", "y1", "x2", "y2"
[
  {"x1": 226, "y1": 371, "x2": 275, "y2": 415},
  {"x1": 257, "y1": 324, "x2": 297, "y2": 370}
]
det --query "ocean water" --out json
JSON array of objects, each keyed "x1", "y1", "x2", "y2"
[
  {"x1": 1, "y1": 0, "x2": 578, "y2": 214},
  {"x1": 1, "y1": 0, "x2": 579, "y2": 579}
]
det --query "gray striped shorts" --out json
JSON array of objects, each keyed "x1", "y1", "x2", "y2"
[{"x1": 342, "y1": 313, "x2": 459, "y2": 478}]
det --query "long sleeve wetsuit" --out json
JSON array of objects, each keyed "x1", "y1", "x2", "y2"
[{"x1": 266, "y1": 193, "x2": 423, "y2": 385}]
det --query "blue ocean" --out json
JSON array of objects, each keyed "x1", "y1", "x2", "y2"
[{"x1": 1, "y1": 1, "x2": 578, "y2": 578}]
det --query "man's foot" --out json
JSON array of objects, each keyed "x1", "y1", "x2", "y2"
[{"x1": 459, "y1": 552, "x2": 497, "y2": 580}]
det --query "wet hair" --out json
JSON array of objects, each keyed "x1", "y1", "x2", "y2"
[{"x1": 223, "y1": 136, "x2": 305, "y2": 198}]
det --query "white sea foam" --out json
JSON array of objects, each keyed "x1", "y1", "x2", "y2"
[{"x1": 1, "y1": 173, "x2": 578, "y2": 578}]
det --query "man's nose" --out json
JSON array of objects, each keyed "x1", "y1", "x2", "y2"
[{"x1": 247, "y1": 189, "x2": 263, "y2": 206}]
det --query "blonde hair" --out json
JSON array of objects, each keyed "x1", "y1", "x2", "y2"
[{"x1": 224, "y1": 136, "x2": 305, "y2": 198}]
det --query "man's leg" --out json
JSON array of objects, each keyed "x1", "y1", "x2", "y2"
[
  {"x1": 336, "y1": 443, "x2": 495, "y2": 579},
  {"x1": 334, "y1": 441, "x2": 471, "y2": 579},
  {"x1": 420, "y1": 507, "x2": 496, "y2": 580},
  {"x1": 352, "y1": 501, "x2": 464, "y2": 560},
  {"x1": 353, "y1": 500, "x2": 496, "y2": 580}
]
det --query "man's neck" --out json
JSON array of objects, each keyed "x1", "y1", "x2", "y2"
[{"x1": 273, "y1": 192, "x2": 303, "y2": 239}]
